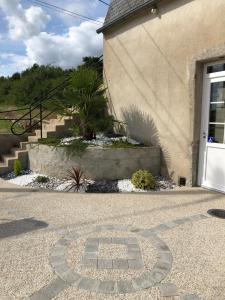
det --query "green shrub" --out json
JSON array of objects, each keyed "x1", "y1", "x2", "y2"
[
  {"x1": 13, "y1": 160, "x2": 22, "y2": 177},
  {"x1": 38, "y1": 137, "x2": 61, "y2": 147},
  {"x1": 131, "y1": 170, "x2": 156, "y2": 190},
  {"x1": 35, "y1": 176, "x2": 49, "y2": 183},
  {"x1": 63, "y1": 139, "x2": 88, "y2": 157},
  {"x1": 106, "y1": 140, "x2": 140, "y2": 148}
]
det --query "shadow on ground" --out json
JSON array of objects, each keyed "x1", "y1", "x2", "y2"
[{"x1": 0, "y1": 218, "x2": 48, "y2": 239}]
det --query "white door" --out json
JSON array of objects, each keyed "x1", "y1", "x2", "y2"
[{"x1": 198, "y1": 61, "x2": 225, "y2": 193}]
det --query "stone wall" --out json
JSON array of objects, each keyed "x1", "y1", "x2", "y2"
[{"x1": 27, "y1": 144, "x2": 160, "y2": 180}]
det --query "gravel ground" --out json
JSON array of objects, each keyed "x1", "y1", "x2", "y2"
[
  {"x1": 0, "y1": 230, "x2": 58, "y2": 299},
  {"x1": 160, "y1": 217, "x2": 225, "y2": 300},
  {"x1": 0, "y1": 179, "x2": 225, "y2": 299}
]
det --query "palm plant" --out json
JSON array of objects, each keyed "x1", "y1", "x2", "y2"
[
  {"x1": 52, "y1": 68, "x2": 113, "y2": 140},
  {"x1": 66, "y1": 167, "x2": 84, "y2": 192}
]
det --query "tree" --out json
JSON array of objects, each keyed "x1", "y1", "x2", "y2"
[
  {"x1": 57, "y1": 68, "x2": 113, "y2": 140},
  {"x1": 78, "y1": 56, "x2": 103, "y2": 78}
]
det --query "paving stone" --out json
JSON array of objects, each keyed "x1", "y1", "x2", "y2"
[
  {"x1": 127, "y1": 250, "x2": 141, "y2": 259},
  {"x1": 82, "y1": 258, "x2": 97, "y2": 268},
  {"x1": 174, "y1": 218, "x2": 189, "y2": 225},
  {"x1": 67, "y1": 232, "x2": 80, "y2": 240},
  {"x1": 124, "y1": 237, "x2": 138, "y2": 244},
  {"x1": 151, "y1": 268, "x2": 166, "y2": 283},
  {"x1": 112, "y1": 237, "x2": 125, "y2": 244},
  {"x1": 138, "y1": 229, "x2": 154, "y2": 238},
  {"x1": 189, "y1": 214, "x2": 207, "y2": 221},
  {"x1": 98, "y1": 259, "x2": 113, "y2": 269},
  {"x1": 98, "y1": 237, "x2": 112, "y2": 244},
  {"x1": 86, "y1": 238, "x2": 99, "y2": 245},
  {"x1": 182, "y1": 294, "x2": 200, "y2": 300},
  {"x1": 164, "y1": 221, "x2": 178, "y2": 228},
  {"x1": 132, "y1": 272, "x2": 155, "y2": 290},
  {"x1": 49, "y1": 255, "x2": 67, "y2": 267},
  {"x1": 128, "y1": 259, "x2": 144, "y2": 269},
  {"x1": 155, "y1": 261, "x2": 171, "y2": 272},
  {"x1": 113, "y1": 259, "x2": 129, "y2": 269},
  {"x1": 85, "y1": 244, "x2": 98, "y2": 252},
  {"x1": 127, "y1": 244, "x2": 140, "y2": 252},
  {"x1": 51, "y1": 246, "x2": 67, "y2": 257},
  {"x1": 98, "y1": 280, "x2": 116, "y2": 294},
  {"x1": 61, "y1": 270, "x2": 81, "y2": 284},
  {"x1": 129, "y1": 226, "x2": 141, "y2": 233},
  {"x1": 84, "y1": 252, "x2": 97, "y2": 259},
  {"x1": 159, "y1": 283, "x2": 178, "y2": 297},
  {"x1": 54, "y1": 263, "x2": 70, "y2": 277},
  {"x1": 58, "y1": 238, "x2": 71, "y2": 246},
  {"x1": 30, "y1": 277, "x2": 69, "y2": 300},
  {"x1": 159, "y1": 251, "x2": 173, "y2": 264},
  {"x1": 78, "y1": 277, "x2": 99, "y2": 292},
  {"x1": 152, "y1": 224, "x2": 170, "y2": 232},
  {"x1": 117, "y1": 280, "x2": 135, "y2": 293}
]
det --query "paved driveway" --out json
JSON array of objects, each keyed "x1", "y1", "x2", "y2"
[{"x1": 0, "y1": 179, "x2": 225, "y2": 300}]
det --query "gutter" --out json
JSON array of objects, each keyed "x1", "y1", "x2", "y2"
[{"x1": 97, "y1": 0, "x2": 159, "y2": 34}]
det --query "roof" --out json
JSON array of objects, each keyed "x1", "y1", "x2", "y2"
[{"x1": 97, "y1": 0, "x2": 158, "y2": 33}]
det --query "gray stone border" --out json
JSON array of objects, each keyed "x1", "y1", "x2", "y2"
[
  {"x1": 29, "y1": 213, "x2": 208, "y2": 299},
  {"x1": 49, "y1": 223, "x2": 173, "y2": 294},
  {"x1": 83, "y1": 237, "x2": 144, "y2": 270}
]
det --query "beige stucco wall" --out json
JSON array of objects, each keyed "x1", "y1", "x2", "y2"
[{"x1": 103, "y1": 0, "x2": 225, "y2": 185}]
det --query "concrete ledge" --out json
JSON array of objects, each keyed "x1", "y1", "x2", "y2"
[{"x1": 27, "y1": 144, "x2": 161, "y2": 180}]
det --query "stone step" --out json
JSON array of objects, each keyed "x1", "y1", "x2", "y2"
[
  {"x1": 0, "y1": 163, "x2": 10, "y2": 176},
  {"x1": 28, "y1": 135, "x2": 39, "y2": 142}
]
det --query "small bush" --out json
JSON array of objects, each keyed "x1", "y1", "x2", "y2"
[
  {"x1": 63, "y1": 139, "x2": 88, "y2": 157},
  {"x1": 131, "y1": 170, "x2": 156, "y2": 190},
  {"x1": 35, "y1": 176, "x2": 49, "y2": 183},
  {"x1": 38, "y1": 137, "x2": 61, "y2": 147},
  {"x1": 13, "y1": 160, "x2": 22, "y2": 177},
  {"x1": 106, "y1": 140, "x2": 138, "y2": 148}
]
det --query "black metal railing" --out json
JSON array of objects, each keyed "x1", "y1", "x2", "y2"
[
  {"x1": 0, "y1": 55, "x2": 103, "y2": 138},
  {"x1": 0, "y1": 77, "x2": 71, "y2": 138}
]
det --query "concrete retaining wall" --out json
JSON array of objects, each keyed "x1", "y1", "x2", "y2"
[{"x1": 27, "y1": 144, "x2": 161, "y2": 180}]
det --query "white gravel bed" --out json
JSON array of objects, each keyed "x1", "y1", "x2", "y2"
[
  {"x1": 2, "y1": 170, "x2": 176, "y2": 193},
  {"x1": 60, "y1": 134, "x2": 141, "y2": 147}
]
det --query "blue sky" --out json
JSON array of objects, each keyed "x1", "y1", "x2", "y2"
[{"x1": 0, "y1": 0, "x2": 108, "y2": 77}]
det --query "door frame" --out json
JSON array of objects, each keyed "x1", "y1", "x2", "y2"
[{"x1": 198, "y1": 59, "x2": 225, "y2": 187}]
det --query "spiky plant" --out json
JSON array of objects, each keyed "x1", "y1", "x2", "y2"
[{"x1": 66, "y1": 167, "x2": 84, "y2": 192}]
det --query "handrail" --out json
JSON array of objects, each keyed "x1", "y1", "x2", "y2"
[
  {"x1": 11, "y1": 78, "x2": 71, "y2": 136},
  {"x1": 0, "y1": 55, "x2": 103, "y2": 137}
]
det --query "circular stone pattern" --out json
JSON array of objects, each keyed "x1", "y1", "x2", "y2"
[{"x1": 49, "y1": 224, "x2": 173, "y2": 294}]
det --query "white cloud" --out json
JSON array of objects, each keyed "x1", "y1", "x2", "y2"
[
  {"x1": 0, "y1": 52, "x2": 31, "y2": 76},
  {"x1": 0, "y1": 0, "x2": 51, "y2": 40},
  {"x1": 24, "y1": 18, "x2": 103, "y2": 69},
  {"x1": 0, "y1": 0, "x2": 104, "y2": 75}
]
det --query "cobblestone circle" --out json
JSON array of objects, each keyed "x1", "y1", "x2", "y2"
[
  {"x1": 29, "y1": 214, "x2": 209, "y2": 299},
  {"x1": 49, "y1": 224, "x2": 173, "y2": 294}
]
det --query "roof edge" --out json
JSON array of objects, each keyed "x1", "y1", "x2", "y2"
[{"x1": 97, "y1": 0, "x2": 158, "y2": 34}]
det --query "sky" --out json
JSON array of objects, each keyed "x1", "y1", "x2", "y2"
[{"x1": 0, "y1": 0, "x2": 108, "y2": 77}]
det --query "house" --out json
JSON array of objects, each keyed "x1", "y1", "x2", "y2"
[{"x1": 97, "y1": 0, "x2": 225, "y2": 192}]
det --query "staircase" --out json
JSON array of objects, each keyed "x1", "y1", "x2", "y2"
[{"x1": 0, "y1": 115, "x2": 73, "y2": 176}]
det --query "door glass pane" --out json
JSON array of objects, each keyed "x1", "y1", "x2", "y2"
[
  {"x1": 208, "y1": 124, "x2": 224, "y2": 143},
  {"x1": 210, "y1": 82, "x2": 225, "y2": 102},
  {"x1": 209, "y1": 103, "x2": 225, "y2": 123}
]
